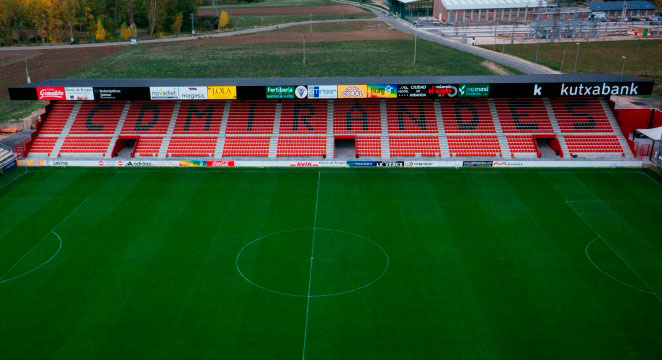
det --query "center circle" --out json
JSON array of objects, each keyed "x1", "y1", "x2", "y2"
[{"x1": 236, "y1": 228, "x2": 389, "y2": 297}]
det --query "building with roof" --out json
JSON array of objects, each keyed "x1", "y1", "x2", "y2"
[
  {"x1": 578, "y1": 1, "x2": 657, "y2": 18},
  {"x1": 433, "y1": 0, "x2": 548, "y2": 24}
]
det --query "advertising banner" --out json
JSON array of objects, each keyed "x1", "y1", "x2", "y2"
[
  {"x1": 488, "y1": 81, "x2": 655, "y2": 98},
  {"x1": 463, "y1": 161, "x2": 493, "y2": 167},
  {"x1": 266, "y1": 86, "x2": 295, "y2": 99},
  {"x1": 458, "y1": 84, "x2": 489, "y2": 97},
  {"x1": 427, "y1": 85, "x2": 458, "y2": 98},
  {"x1": 404, "y1": 161, "x2": 438, "y2": 167},
  {"x1": 178, "y1": 86, "x2": 208, "y2": 100},
  {"x1": 94, "y1": 87, "x2": 150, "y2": 100},
  {"x1": 206, "y1": 160, "x2": 235, "y2": 167},
  {"x1": 338, "y1": 85, "x2": 368, "y2": 99},
  {"x1": 367, "y1": 84, "x2": 397, "y2": 99},
  {"x1": 347, "y1": 160, "x2": 377, "y2": 167},
  {"x1": 208, "y1": 86, "x2": 237, "y2": 99},
  {"x1": 36, "y1": 87, "x2": 66, "y2": 100},
  {"x1": 65, "y1": 87, "x2": 94, "y2": 100},
  {"x1": 376, "y1": 161, "x2": 404, "y2": 167},
  {"x1": 150, "y1": 87, "x2": 179, "y2": 100},
  {"x1": 307, "y1": 85, "x2": 337, "y2": 99},
  {"x1": 397, "y1": 84, "x2": 428, "y2": 98}
]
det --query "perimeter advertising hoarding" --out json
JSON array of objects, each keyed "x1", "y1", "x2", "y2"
[
  {"x1": 94, "y1": 87, "x2": 150, "y2": 100},
  {"x1": 488, "y1": 81, "x2": 654, "y2": 98},
  {"x1": 65, "y1": 87, "x2": 94, "y2": 100},
  {"x1": 367, "y1": 84, "x2": 397, "y2": 99},
  {"x1": 208, "y1": 86, "x2": 237, "y2": 99},
  {"x1": 458, "y1": 84, "x2": 489, "y2": 97}
]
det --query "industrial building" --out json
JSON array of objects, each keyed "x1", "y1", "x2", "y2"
[{"x1": 432, "y1": 0, "x2": 548, "y2": 24}]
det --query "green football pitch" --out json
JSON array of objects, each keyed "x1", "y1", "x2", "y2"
[{"x1": 0, "y1": 167, "x2": 661, "y2": 359}]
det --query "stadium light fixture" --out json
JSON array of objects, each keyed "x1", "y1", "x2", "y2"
[
  {"x1": 621, "y1": 56, "x2": 627, "y2": 76},
  {"x1": 573, "y1": 42, "x2": 580, "y2": 74}
]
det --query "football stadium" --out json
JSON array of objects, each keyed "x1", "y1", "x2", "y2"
[{"x1": 1, "y1": 0, "x2": 662, "y2": 358}]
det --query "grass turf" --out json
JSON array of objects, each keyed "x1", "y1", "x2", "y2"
[{"x1": 0, "y1": 167, "x2": 661, "y2": 359}]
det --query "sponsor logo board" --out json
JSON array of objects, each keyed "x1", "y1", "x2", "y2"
[
  {"x1": 397, "y1": 84, "x2": 428, "y2": 98},
  {"x1": 376, "y1": 161, "x2": 404, "y2": 167},
  {"x1": 266, "y1": 86, "x2": 295, "y2": 99},
  {"x1": 178, "y1": 86, "x2": 208, "y2": 100},
  {"x1": 206, "y1": 160, "x2": 235, "y2": 167},
  {"x1": 337, "y1": 85, "x2": 367, "y2": 99},
  {"x1": 37, "y1": 87, "x2": 66, "y2": 100},
  {"x1": 428, "y1": 85, "x2": 458, "y2": 98},
  {"x1": 492, "y1": 161, "x2": 525, "y2": 167},
  {"x1": 289, "y1": 161, "x2": 319, "y2": 167},
  {"x1": 347, "y1": 160, "x2": 377, "y2": 167},
  {"x1": 295, "y1": 86, "x2": 308, "y2": 99},
  {"x1": 150, "y1": 86, "x2": 179, "y2": 100},
  {"x1": 458, "y1": 84, "x2": 489, "y2": 97},
  {"x1": 404, "y1": 161, "x2": 435, "y2": 167},
  {"x1": 208, "y1": 86, "x2": 237, "y2": 99},
  {"x1": 65, "y1": 87, "x2": 94, "y2": 100},
  {"x1": 307, "y1": 85, "x2": 337, "y2": 99},
  {"x1": 367, "y1": 84, "x2": 397, "y2": 98},
  {"x1": 462, "y1": 161, "x2": 493, "y2": 167}
]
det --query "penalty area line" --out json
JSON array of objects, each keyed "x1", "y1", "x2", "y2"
[{"x1": 565, "y1": 201, "x2": 662, "y2": 305}]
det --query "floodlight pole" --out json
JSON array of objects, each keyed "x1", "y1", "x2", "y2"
[
  {"x1": 303, "y1": 33, "x2": 306, "y2": 64},
  {"x1": 413, "y1": 25, "x2": 417, "y2": 64},
  {"x1": 573, "y1": 42, "x2": 580, "y2": 74},
  {"x1": 560, "y1": 48, "x2": 566, "y2": 72},
  {"x1": 24, "y1": 59, "x2": 31, "y2": 84},
  {"x1": 191, "y1": 14, "x2": 195, "y2": 36},
  {"x1": 535, "y1": 42, "x2": 540, "y2": 64},
  {"x1": 310, "y1": 13, "x2": 312, "y2": 33},
  {"x1": 621, "y1": 56, "x2": 627, "y2": 75}
]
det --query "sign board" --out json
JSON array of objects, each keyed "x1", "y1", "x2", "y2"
[
  {"x1": 208, "y1": 86, "x2": 237, "y2": 99},
  {"x1": 338, "y1": 85, "x2": 368, "y2": 99},
  {"x1": 458, "y1": 83, "x2": 489, "y2": 97},
  {"x1": 397, "y1": 84, "x2": 428, "y2": 98},
  {"x1": 150, "y1": 87, "x2": 179, "y2": 100},
  {"x1": 367, "y1": 84, "x2": 397, "y2": 99},
  {"x1": 178, "y1": 86, "x2": 208, "y2": 100},
  {"x1": 36, "y1": 87, "x2": 66, "y2": 100},
  {"x1": 266, "y1": 86, "x2": 295, "y2": 99},
  {"x1": 307, "y1": 85, "x2": 337, "y2": 99},
  {"x1": 94, "y1": 87, "x2": 150, "y2": 100},
  {"x1": 65, "y1": 87, "x2": 94, "y2": 100}
]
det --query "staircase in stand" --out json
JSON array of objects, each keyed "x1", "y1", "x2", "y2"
[
  {"x1": 50, "y1": 101, "x2": 82, "y2": 158},
  {"x1": 380, "y1": 100, "x2": 390, "y2": 158},
  {"x1": 488, "y1": 99, "x2": 511, "y2": 159},
  {"x1": 544, "y1": 98, "x2": 571, "y2": 158},
  {"x1": 268, "y1": 102, "x2": 282, "y2": 158},
  {"x1": 158, "y1": 101, "x2": 181, "y2": 158},
  {"x1": 104, "y1": 101, "x2": 131, "y2": 158},
  {"x1": 326, "y1": 100, "x2": 334, "y2": 159},
  {"x1": 600, "y1": 98, "x2": 635, "y2": 159},
  {"x1": 214, "y1": 101, "x2": 232, "y2": 158},
  {"x1": 435, "y1": 100, "x2": 450, "y2": 158}
]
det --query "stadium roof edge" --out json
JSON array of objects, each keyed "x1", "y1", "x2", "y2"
[{"x1": 10, "y1": 74, "x2": 649, "y2": 88}]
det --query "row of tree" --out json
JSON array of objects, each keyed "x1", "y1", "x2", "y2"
[{"x1": 0, "y1": 0, "x2": 200, "y2": 44}]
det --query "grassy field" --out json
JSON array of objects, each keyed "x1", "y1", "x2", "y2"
[
  {"x1": 486, "y1": 40, "x2": 662, "y2": 97},
  {"x1": 0, "y1": 167, "x2": 660, "y2": 359},
  {"x1": 227, "y1": 13, "x2": 374, "y2": 30},
  {"x1": 69, "y1": 38, "x2": 494, "y2": 79}
]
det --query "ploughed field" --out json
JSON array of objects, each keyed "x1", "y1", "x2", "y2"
[{"x1": 0, "y1": 167, "x2": 661, "y2": 359}]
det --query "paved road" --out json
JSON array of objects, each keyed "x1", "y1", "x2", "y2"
[{"x1": 0, "y1": 17, "x2": 383, "y2": 51}]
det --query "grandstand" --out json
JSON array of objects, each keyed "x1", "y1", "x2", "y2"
[{"x1": 8, "y1": 74, "x2": 654, "y2": 167}]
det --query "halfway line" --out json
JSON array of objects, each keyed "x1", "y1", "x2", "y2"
[{"x1": 302, "y1": 171, "x2": 321, "y2": 360}]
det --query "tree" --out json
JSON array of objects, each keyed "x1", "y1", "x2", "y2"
[
  {"x1": 172, "y1": 11, "x2": 183, "y2": 36},
  {"x1": 95, "y1": 18, "x2": 106, "y2": 40},
  {"x1": 146, "y1": 0, "x2": 169, "y2": 36},
  {"x1": 219, "y1": 9, "x2": 230, "y2": 30},
  {"x1": 119, "y1": 22, "x2": 131, "y2": 40}
]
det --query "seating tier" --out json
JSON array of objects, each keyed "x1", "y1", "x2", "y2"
[
  {"x1": 277, "y1": 136, "x2": 326, "y2": 157},
  {"x1": 441, "y1": 99, "x2": 495, "y2": 133},
  {"x1": 174, "y1": 101, "x2": 224, "y2": 134},
  {"x1": 333, "y1": 100, "x2": 382, "y2": 134},
  {"x1": 386, "y1": 100, "x2": 438, "y2": 134},
  {"x1": 389, "y1": 136, "x2": 441, "y2": 157},
  {"x1": 280, "y1": 101, "x2": 327, "y2": 134},
  {"x1": 494, "y1": 99, "x2": 554, "y2": 134},
  {"x1": 222, "y1": 136, "x2": 271, "y2": 157},
  {"x1": 550, "y1": 98, "x2": 614, "y2": 133},
  {"x1": 167, "y1": 136, "x2": 217, "y2": 157},
  {"x1": 448, "y1": 136, "x2": 502, "y2": 157},
  {"x1": 226, "y1": 101, "x2": 275, "y2": 134}
]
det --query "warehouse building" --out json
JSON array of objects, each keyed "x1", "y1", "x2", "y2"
[
  {"x1": 579, "y1": 1, "x2": 657, "y2": 19},
  {"x1": 433, "y1": 0, "x2": 548, "y2": 24}
]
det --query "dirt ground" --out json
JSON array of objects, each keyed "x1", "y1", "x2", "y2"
[
  {"x1": 198, "y1": 5, "x2": 365, "y2": 16},
  {"x1": 0, "y1": 46, "x2": 125, "y2": 99},
  {"x1": 481, "y1": 61, "x2": 510, "y2": 75},
  {"x1": 203, "y1": 29, "x2": 409, "y2": 45}
]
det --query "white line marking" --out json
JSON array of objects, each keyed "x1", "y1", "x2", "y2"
[
  {"x1": 566, "y1": 201, "x2": 662, "y2": 304},
  {"x1": 302, "y1": 171, "x2": 321, "y2": 360},
  {"x1": 0, "y1": 232, "x2": 62, "y2": 285},
  {"x1": 0, "y1": 168, "x2": 28, "y2": 193},
  {"x1": 585, "y1": 236, "x2": 653, "y2": 295}
]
